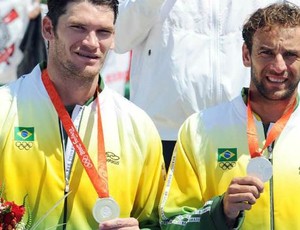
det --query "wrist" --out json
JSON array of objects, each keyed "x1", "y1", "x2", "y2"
[{"x1": 225, "y1": 216, "x2": 238, "y2": 229}]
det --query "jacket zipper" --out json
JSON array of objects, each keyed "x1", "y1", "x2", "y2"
[
  {"x1": 61, "y1": 105, "x2": 84, "y2": 229},
  {"x1": 60, "y1": 120, "x2": 68, "y2": 230},
  {"x1": 63, "y1": 180, "x2": 69, "y2": 230},
  {"x1": 268, "y1": 144, "x2": 274, "y2": 230}
]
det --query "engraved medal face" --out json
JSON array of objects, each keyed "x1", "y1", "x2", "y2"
[
  {"x1": 93, "y1": 197, "x2": 120, "y2": 223},
  {"x1": 247, "y1": 157, "x2": 273, "y2": 182}
]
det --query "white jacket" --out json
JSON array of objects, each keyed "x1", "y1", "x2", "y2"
[{"x1": 115, "y1": 0, "x2": 298, "y2": 140}]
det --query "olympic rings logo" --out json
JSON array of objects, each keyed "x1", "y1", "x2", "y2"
[
  {"x1": 82, "y1": 155, "x2": 93, "y2": 168},
  {"x1": 219, "y1": 162, "x2": 236, "y2": 170},
  {"x1": 15, "y1": 141, "x2": 33, "y2": 150}
]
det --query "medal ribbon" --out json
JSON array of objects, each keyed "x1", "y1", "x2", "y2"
[
  {"x1": 247, "y1": 93, "x2": 296, "y2": 158},
  {"x1": 42, "y1": 69, "x2": 109, "y2": 198}
]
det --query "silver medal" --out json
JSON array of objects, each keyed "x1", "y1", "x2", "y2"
[
  {"x1": 93, "y1": 197, "x2": 120, "y2": 223},
  {"x1": 247, "y1": 157, "x2": 273, "y2": 182}
]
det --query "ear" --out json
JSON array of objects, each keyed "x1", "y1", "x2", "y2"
[
  {"x1": 42, "y1": 16, "x2": 55, "y2": 41},
  {"x1": 242, "y1": 43, "x2": 251, "y2": 67}
]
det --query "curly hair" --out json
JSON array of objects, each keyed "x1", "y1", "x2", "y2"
[
  {"x1": 46, "y1": 0, "x2": 119, "y2": 32},
  {"x1": 242, "y1": 2, "x2": 300, "y2": 53}
]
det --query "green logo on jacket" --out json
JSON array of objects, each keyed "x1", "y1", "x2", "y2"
[
  {"x1": 14, "y1": 127, "x2": 34, "y2": 141},
  {"x1": 218, "y1": 148, "x2": 237, "y2": 162}
]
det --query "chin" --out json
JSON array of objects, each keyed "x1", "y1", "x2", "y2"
[
  {"x1": 81, "y1": 68, "x2": 101, "y2": 78},
  {"x1": 270, "y1": 92, "x2": 292, "y2": 101}
]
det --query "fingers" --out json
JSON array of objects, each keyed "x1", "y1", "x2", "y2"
[
  {"x1": 231, "y1": 176, "x2": 264, "y2": 193},
  {"x1": 227, "y1": 177, "x2": 264, "y2": 202},
  {"x1": 223, "y1": 176, "x2": 264, "y2": 220},
  {"x1": 99, "y1": 218, "x2": 139, "y2": 230}
]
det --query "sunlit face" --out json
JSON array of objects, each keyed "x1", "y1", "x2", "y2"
[
  {"x1": 45, "y1": 1, "x2": 115, "y2": 80},
  {"x1": 243, "y1": 26, "x2": 300, "y2": 101}
]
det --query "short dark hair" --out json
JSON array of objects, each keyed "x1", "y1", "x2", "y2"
[
  {"x1": 46, "y1": 0, "x2": 119, "y2": 31},
  {"x1": 242, "y1": 2, "x2": 300, "y2": 53}
]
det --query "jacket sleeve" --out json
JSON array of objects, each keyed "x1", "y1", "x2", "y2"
[
  {"x1": 160, "y1": 195, "x2": 244, "y2": 230},
  {"x1": 159, "y1": 114, "x2": 244, "y2": 230},
  {"x1": 132, "y1": 113, "x2": 166, "y2": 229},
  {"x1": 0, "y1": 85, "x2": 16, "y2": 153},
  {"x1": 114, "y1": 0, "x2": 165, "y2": 53}
]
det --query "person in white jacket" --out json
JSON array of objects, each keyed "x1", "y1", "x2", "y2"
[{"x1": 114, "y1": 0, "x2": 300, "y2": 170}]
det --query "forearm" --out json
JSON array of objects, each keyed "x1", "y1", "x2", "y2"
[{"x1": 161, "y1": 196, "x2": 244, "y2": 230}]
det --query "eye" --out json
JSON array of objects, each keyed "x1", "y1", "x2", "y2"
[
  {"x1": 96, "y1": 29, "x2": 113, "y2": 38},
  {"x1": 97, "y1": 30, "x2": 110, "y2": 35},
  {"x1": 259, "y1": 49, "x2": 273, "y2": 56},
  {"x1": 70, "y1": 24, "x2": 85, "y2": 31},
  {"x1": 284, "y1": 51, "x2": 298, "y2": 58}
]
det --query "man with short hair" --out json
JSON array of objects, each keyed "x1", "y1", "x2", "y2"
[
  {"x1": 160, "y1": 2, "x2": 300, "y2": 229},
  {"x1": 0, "y1": 0, "x2": 164, "y2": 229}
]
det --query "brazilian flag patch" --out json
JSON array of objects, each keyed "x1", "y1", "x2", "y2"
[
  {"x1": 14, "y1": 127, "x2": 34, "y2": 141},
  {"x1": 218, "y1": 148, "x2": 237, "y2": 162}
]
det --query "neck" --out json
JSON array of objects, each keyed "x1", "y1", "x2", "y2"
[
  {"x1": 46, "y1": 68, "x2": 99, "y2": 106},
  {"x1": 249, "y1": 92, "x2": 297, "y2": 124}
]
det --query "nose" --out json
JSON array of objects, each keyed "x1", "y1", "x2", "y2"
[
  {"x1": 270, "y1": 54, "x2": 287, "y2": 73},
  {"x1": 82, "y1": 31, "x2": 99, "y2": 48}
]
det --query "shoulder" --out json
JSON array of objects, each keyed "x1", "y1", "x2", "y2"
[
  {"x1": 101, "y1": 87, "x2": 159, "y2": 130},
  {"x1": 102, "y1": 87, "x2": 146, "y2": 114},
  {"x1": 2, "y1": 64, "x2": 42, "y2": 98},
  {"x1": 181, "y1": 96, "x2": 245, "y2": 134}
]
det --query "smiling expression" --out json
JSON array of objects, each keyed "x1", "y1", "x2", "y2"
[
  {"x1": 243, "y1": 26, "x2": 300, "y2": 101},
  {"x1": 44, "y1": 1, "x2": 115, "y2": 81}
]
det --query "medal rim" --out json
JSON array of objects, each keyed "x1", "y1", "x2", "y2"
[{"x1": 93, "y1": 197, "x2": 120, "y2": 223}]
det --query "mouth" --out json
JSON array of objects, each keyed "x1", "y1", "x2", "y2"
[
  {"x1": 75, "y1": 51, "x2": 100, "y2": 60},
  {"x1": 267, "y1": 76, "x2": 287, "y2": 83},
  {"x1": 266, "y1": 72, "x2": 288, "y2": 84}
]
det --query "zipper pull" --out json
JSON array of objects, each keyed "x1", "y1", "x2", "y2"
[
  {"x1": 65, "y1": 180, "x2": 70, "y2": 193},
  {"x1": 267, "y1": 145, "x2": 273, "y2": 161}
]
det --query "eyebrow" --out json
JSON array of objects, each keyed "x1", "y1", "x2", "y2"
[{"x1": 258, "y1": 44, "x2": 299, "y2": 53}]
